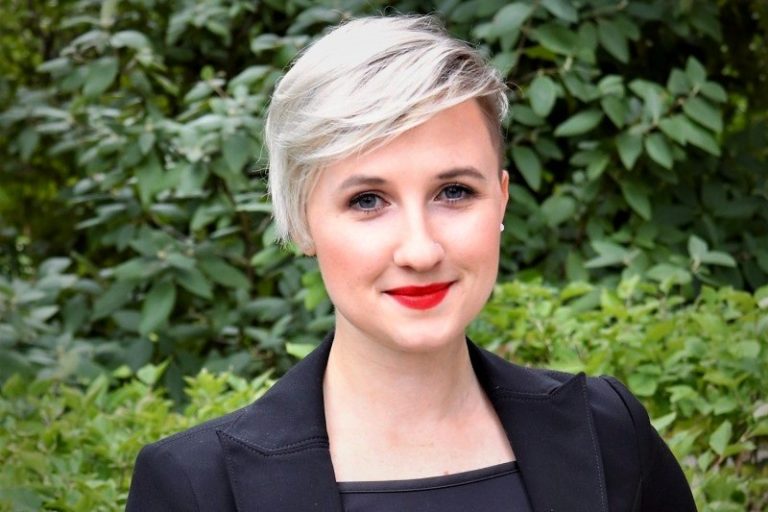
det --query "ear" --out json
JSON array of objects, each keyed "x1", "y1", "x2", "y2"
[
  {"x1": 301, "y1": 244, "x2": 316, "y2": 257},
  {"x1": 499, "y1": 169, "x2": 510, "y2": 220},
  {"x1": 296, "y1": 236, "x2": 316, "y2": 257}
]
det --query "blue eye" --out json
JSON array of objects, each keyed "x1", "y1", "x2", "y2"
[
  {"x1": 350, "y1": 193, "x2": 384, "y2": 212},
  {"x1": 439, "y1": 184, "x2": 473, "y2": 202}
]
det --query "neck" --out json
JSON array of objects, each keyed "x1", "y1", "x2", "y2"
[{"x1": 323, "y1": 327, "x2": 480, "y2": 427}]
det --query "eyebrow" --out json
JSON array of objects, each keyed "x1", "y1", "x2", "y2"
[
  {"x1": 338, "y1": 167, "x2": 487, "y2": 190},
  {"x1": 437, "y1": 167, "x2": 487, "y2": 181}
]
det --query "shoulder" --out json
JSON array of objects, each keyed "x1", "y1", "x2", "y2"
[
  {"x1": 126, "y1": 408, "x2": 246, "y2": 511},
  {"x1": 519, "y1": 366, "x2": 656, "y2": 473}
]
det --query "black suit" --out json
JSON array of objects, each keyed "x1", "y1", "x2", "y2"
[{"x1": 126, "y1": 333, "x2": 697, "y2": 511}]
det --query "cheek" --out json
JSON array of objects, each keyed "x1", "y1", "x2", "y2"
[
  {"x1": 312, "y1": 221, "x2": 391, "y2": 292},
  {"x1": 444, "y1": 211, "x2": 501, "y2": 263}
]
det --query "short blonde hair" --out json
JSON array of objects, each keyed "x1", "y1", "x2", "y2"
[{"x1": 265, "y1": 14, "x2": 508, "y2": 247}]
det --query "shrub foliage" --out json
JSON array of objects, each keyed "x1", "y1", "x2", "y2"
[
  {"x1": 1, "y1": 0, "x2": 767, "y2": 392},
  {"x1": 2, "y1": 280, "x2": 766, "y2": 511},
  {"x1": 0, "y1": 2, "x2": 767, "y2": 511}
]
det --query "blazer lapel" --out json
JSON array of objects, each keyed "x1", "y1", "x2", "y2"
[
  {"x1": 469, "y1": 343, "x2": 609, "y2": 512},
  {"x1": 216, "y1": 334, "x2": 343, "y2": 512}
]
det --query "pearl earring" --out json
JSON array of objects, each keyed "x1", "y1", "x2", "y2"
[{"x1": 500, "y1": 223, "x2": 505, "y2": 232}]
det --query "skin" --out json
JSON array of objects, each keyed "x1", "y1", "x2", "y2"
[{"x1": 305, "y1": 99, "x2": 514, "y2": 481}]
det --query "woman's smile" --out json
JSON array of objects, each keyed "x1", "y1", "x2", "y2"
[{"x1": 384, "y1": 281, "x2": 455, "y2": 310}]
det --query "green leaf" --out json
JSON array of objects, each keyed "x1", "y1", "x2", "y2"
[
  {"x1": 175, "y1": 267, "x2": 213, "y2": 299},
  {"x1": 667, "y1": 69, "x2": 690, "y2": 95},
  {"x1": 285, "y1": 342, "x2": 317, "y2": 360},
  {"x1": 651, "y1": 412, "x2": 677, "y2": 433},
  {"x1": 680, "y1": 117, "x2": 721, "y2": 156},
  {"x1": 490, "y1": 51, "x2": 518, "y2": 76},
  {"x1": 139, "y1": 281, "x2": 176, "y2": 335},
  {"x1": 541, "y1": 0, "x2": 578, "y2": 23},
  {"x1": 136, "y1": 154, "x2": 164, "y2": 205},
  {"x1": 222, "y1": 132, "x2": 251, "y2": 173},
  {"x1": 646, "y1": 264, "x2": 692, "y2": 286},
  {"x1": 83, "y1": 57, "x2": 119, "y2": 97},
  {"x1": 642, "y1": 88, "x2": 663, "y2": 123},
  {"x1": 532, "y1": 23, "x2": 580, "y2": 55},
  {"x1": 199, "y1": 257, "x2": 250, "y2": 289},
  {"x1": 601, "y1": 96, "x2": 627, "y2": 128},
  {"x1": 709, "y1": 420, "x2": 732, "y2": 456},
  {"x1": 110, "y1": 30, "x2": 150, "y2": 49},
  {"x1": 685, "y1": 56, "x2": 707, "y2": 87},
  {"x1": 586, "y1": 152, "x2": 609, "y2": 180},
  {"x1": 540, "y1": 195, "x2": 576, "y2": 227},
  {"x1": 93, "y1": 280, "x2": 135, "y2": 320},
  {"x1": 585, "y1": 240, "x2": 630, "y2": 268},
  {"x1": 729, "y1": 340, "x2": 761, "y2": 359},
  {"x1": 659, "y1": 115, "x2": 688, "y2": 145},
  {"x1": 17, "y1": 127, "x2": 39, "y2": 161},
  {"x1": 644, "y1": 133, "x2": 673, "y2": 169},
  {"x1": 228, "y1": 65, "x2": 271, "y2": 91},
  {"x1": 512, "y1": 146, "x2": 542, "y2": 191},
  {"x1": 683, "y1": 96, "x2": 723, "y2": 133},
  {"x1": 620, "y1": 181, "x2": 652, "y2": 220},
  {"x1": 597, "y1": 75, "x2": 624, "y2": 97},
  {"x1": 113, "y1": 257, "x2": 162, "y2": 280},
  {"x1": 528, "y1": 75, "x2": 557, "y2": 117},
  {"x1": 493, "y1": 3, "x2": 534, "y2": 33},
  {"x1": 554, "y1": 110, "x2": 603, "y2": 137},
  {"x1": 613, "y1": 14, "x2": 640, "y2": 40},
  {"x1": 700, "y1": 251, "x2": 737, "y2": 267},
  {"x1": 628, "y1": 370, "x2": 659, "y2": 397},
  {"x1": 597, "y1": 19, "x2": 628, "y2": 63},
  {"x1": 136, "y1": 361, "x2": 169, "y2": 386},
  {"x1": 616, "y1": 132, "x2": 642, "y2": 170},
  {"x1": 688, "y1": 235, "x2": 709, "y2": 260},
  {"x1": 701, "y1": 81, "x2": 727, "y2": 103},
  {"x1": 511, "y1": 105, "x2": 545, "y2": 126},
  {"x1": 541, "y1": 196, "x2": 576, "y2": 228}
]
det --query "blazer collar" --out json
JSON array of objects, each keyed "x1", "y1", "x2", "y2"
[{"x1": 217, "y1": 333, "x2": 607, "y2": 512}]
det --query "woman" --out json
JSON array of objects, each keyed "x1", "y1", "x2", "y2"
[{"x1": 126, "y1": 15, "x2": 697, "y2": 511}]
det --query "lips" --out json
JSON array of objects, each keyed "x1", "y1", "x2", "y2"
[{"x1": 384, "y1": 282, "x2": 453, "y2": 310}]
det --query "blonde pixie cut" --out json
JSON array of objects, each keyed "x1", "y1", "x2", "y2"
[{"x1": 265, "y1": 15, "x2": 508, "y2": 248}]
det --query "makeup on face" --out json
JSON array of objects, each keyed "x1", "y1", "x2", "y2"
[{"x1": 384, "y1": 282, "x2": 455, "y2": 310}]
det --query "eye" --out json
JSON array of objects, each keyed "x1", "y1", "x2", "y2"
[
  {"x1": 437, "y1": 184, "x2": 474, "y2": 202},
  {"x1": 350, "y1": 192, "x2": 385, "y2": 212}
]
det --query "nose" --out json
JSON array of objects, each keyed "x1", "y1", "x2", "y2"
[{"x1": 392, "y1": 209, "x2": 445, "y2": 271}]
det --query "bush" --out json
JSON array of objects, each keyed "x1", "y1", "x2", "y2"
[
  {"x1": 0, "y1": 365, "x2": 273, "y2": 512},
  {"x1": 470, "y1": 279, "x2": 768, "y2": 511},
  {"x1": 1, "y1": 280, "x2": 766, "y2": 511},
  {"x1": 1, "y1": 0, "x2": 766, "y2": 392}
]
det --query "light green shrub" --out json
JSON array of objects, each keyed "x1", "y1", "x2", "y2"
[
  {"x1": 1, "y1": 280, "x2": 766, "y2": 511},
  {"x1": 0, "y1": 367, "x2": 272, "y2": 512},
  {"x1": 471, "y1": 279, "x2": 768, "y2": 511}
]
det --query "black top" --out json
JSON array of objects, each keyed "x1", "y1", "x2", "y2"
[{"x1": 337, "y1": 461, "x2": 533, "y2": 512}]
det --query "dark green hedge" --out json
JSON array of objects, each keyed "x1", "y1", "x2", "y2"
[{"x1": 1, "y1": 0, "x2": 767, "y2": 395}]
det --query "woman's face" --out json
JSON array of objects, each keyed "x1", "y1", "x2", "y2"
[{"x1": 306, "y1": 100, "x2": 509, "y2": 354}]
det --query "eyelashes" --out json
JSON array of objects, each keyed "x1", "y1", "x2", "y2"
[
  {"x1": 349, "y1": 192, "x2": 386, "y2": 212},
  {"x1": 348, "y1": 183, "x2": 476, "y2": 213}
]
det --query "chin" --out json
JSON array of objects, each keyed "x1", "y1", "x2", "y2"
[{"x1": 383, "y1": 324, "x2": 466, "y2": 354}]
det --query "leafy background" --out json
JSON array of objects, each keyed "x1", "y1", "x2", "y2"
[{"x1": 0, "y1": 0, "x2": 766, "y2": 510}]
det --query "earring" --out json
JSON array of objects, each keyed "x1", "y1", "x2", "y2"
[{"x1": 500, "y1": 223, "x2": 505, "y2": 232}]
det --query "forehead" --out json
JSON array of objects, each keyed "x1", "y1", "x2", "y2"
[{"x1": 311, "y1": 100, "x2": 499, "y2": 189}]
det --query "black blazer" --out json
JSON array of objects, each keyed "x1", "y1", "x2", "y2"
[{"x1": 126, "y1": 334, "x2": 697, "y2": 511}]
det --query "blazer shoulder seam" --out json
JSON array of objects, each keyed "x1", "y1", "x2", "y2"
[{"x1": 150, "y1": 409, "x2": 246, "y2": 449}]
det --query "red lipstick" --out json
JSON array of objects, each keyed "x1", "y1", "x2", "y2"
[{"x1": 385, "y1": 282, "x2": 453, "y2": 310}]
